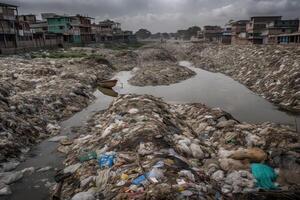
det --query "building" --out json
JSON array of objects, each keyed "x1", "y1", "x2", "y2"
[
  {"x1": 30, "y1": 20, "x2": 48, "y2": 33},
  {"x1": 46, "y1": 14, "x2": 93, "y2": 44},
  {"x1": 18, "y1": 14, "x2": 36, "y2": 23},
  {"x1": 262, "y1": 19, "x2": 299, "y2": 44},
  {"x1": 246, "y1": 16, "x2": 282, "y2": 44},
  {"x1": 203, "y1": 26, "x2": 223, "y2": 42},
  {"x1": 17, "y1": 14, "x2": 35, "y2": 42},
  {"x1": 231, "y1": 20, "x2": 249, "y2": 45},
  {"x1": 221, "y1": 23, "x2": 232, "y2": 44},
  {"x1": 70, "y1": 15, "x2": 94, "y2": 43},
  {"x1": 93, "y1": 19, "x2": 121, "y2": 41},
  {"x1": 0, "y1": 3, "x2": 18, "y2": 50},
  {"x1": 92, "y1": 19, "x2": 135, "y2": 42}
]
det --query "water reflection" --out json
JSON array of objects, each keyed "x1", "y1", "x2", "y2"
[{"x1": 97, "y1": 86, "x2": 118, "y2": 97}]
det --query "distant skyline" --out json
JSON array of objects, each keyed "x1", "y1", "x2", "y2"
[{"x1": 6, "y1": 0, "x2": 300, "y2": 32}]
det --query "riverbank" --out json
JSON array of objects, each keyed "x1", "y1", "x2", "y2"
[
  {"x1": 58, "y1": 94, "x2": 299, "y2": 199},
  {"x1": 1, "y1": 42, "x2": 300, "y2": 198},
  {"x1": 187, "y1": 44, "x2": 300, "y2": 113},
  {"x1": 0, "y1": 56, "x2": 115, "y2": 163}
]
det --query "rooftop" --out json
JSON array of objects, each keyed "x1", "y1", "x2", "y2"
[
  {"x1": 251, "y1": 16, "x2": 282, "y2": 20},
  {"x1": 0, "y1": 3, "x2": 18, "y2": 8}
]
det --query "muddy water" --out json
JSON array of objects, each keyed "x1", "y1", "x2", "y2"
[{"x1": 5, "y1": 61, "x2": 299, "y2": 200}]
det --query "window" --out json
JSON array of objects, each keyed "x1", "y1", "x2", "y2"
[{"x1": 59, "y1": 26, "x2": 64, "y2": 30}]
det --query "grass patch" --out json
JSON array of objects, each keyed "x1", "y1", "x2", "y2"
[
  {"x1": 31, "y1": 51, "x2": 87, "y2": 59},
  {"x1": 104, "y1": 42, "x2": 145, "y2": 50}
]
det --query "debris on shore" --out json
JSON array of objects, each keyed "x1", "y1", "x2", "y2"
[
  {"x1": 56, "y1": 94, "x2": 300, "y2": 200},
  {"x1": 128, "y1": 61, "x2": 196, "y2": 86},
  {"x1": 188, "y1": 44, "x2": 300, "y2": 113},
  {"x1": 0, "y1": 57, "x2": 114, "y2": 162}
]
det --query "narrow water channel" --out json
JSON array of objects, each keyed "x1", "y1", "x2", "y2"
[{"x1": 5, "y1": 61, "x2": 299, "y2": 200}]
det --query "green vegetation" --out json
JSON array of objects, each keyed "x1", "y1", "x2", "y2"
[
  {"x1": 104, "y1": 42, "x2": 145, "y2": 50},
  {"x1": 31, "y1": 51, "x2": 88, "y2": 59}
]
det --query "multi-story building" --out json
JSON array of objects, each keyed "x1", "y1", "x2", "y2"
[
  {"x1": 0, "y1": 3, "x2": 18, "y2": 50},
  {"x1": 92, "y1": 19, "x2": 135, "y2": 42},
  {"x1": 221, "y1": 23, "x2": 232, "y2": 44},
  {"x1": 262, "y1": 19, "x2": 299, "y2": 44},
  {"x1": 70, "y1": 15, "x2": 93, "y2": 43},
  {"x1": 93, "y1": 19, "x2": 121, "y2": 41},
  {"x1": 17, "y1": 14, "x2": 35, "y2": 41},
  {"x1": 246, "y1": 16, "x2": 282, "y2": 44},
  {"x1": 231, "y1": 20, "x2": 249, "y2": 45},
  {"x1": 46, "y1": 14, "x2": 93, "y2": 44},
  {"x1": 203, "y1": 26, "x2": 223, "y2": 42}
]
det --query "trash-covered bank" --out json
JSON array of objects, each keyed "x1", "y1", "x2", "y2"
[
  {"x1": 57, "y1": 94, "x2": 300, "y2": 200},
  {"x1": 128, "y1": 61, "x2": 196, "y2": 86},
  {"x1": 0, "y1": 56, "x2": 114, "y2": 162},
  {"x1": 187, "y1": 44, "x2": 300, "y2": 113}
]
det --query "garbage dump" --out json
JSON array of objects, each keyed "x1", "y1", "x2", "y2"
[
  {"x1": 126, "y1": 44, "x2": 196, "y2": 86},
  {"x1": 55, "y1": 94, "x2": 300, "y2": 200},
  {"x1": 69, "y1": 47, "x2": 139, "y2": 71},
  {"x1": 0, "y1": 57, "x2": 114, "y2": 162},
  {"x1": 128, "y1": 61, "x2": 196, "y2": 86},
  {"x1": 186, "y1": 44, "x2": 300, "y2": 113}
]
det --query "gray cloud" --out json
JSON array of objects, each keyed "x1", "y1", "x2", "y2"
[{"x1": 6, "y1": 0, "x2": 300, "y2": 32}]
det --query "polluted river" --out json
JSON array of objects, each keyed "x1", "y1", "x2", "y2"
[{"x1": 4, "y1": 60, "x2": 299, "y2": 200}]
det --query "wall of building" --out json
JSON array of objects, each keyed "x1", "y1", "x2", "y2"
[{"x1": 47, "y1": 17, "x2": 70, "y2": 33}]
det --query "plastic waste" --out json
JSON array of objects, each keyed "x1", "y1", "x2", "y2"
[
  {"x1": 63, "y1": 163, "x2": 81, "y2": 174},
  {"x1": 0, "y1": 171, "x2": 23, "y2": 184},
  {"x1": 98, "y1": 152, "x2": 116, "y2": 168},
  {"x1": 251, "y1": 163, "x2": 278, "y2": 190},
  {"x1": 132, "y1": 174, "x2": 148, "y2": 185},
  {"x1": 132, "y1": 161, "x2": 165, "y2": 185},
  {"x1": 71, "y1": 191, "x2": 95, "y2": 200},
  {"x1": 79, "y1": 151, "x2": 97, "y2": 162}
]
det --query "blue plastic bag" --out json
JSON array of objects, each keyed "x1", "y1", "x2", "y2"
[
  {"x1": 132, "y1": 173, "x2": 149, "y2": 185},
  {"x1": 98, "y1": 154, "x2": 116, "y2": 168},
  {"x1": 251, "y1": 163, "x2": 278, "y2": 190}
]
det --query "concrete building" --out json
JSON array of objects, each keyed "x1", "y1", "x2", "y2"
[
  {"x1": 246, "y1": 16, "x2": 282, "y2": 44},
  {"x1": 92, "y1": 20, "x2": 135, "y2": 42},
  {"x1": 203, "y1": 26, "x2": 223, "y2": 42},
  {"x1": 221, "y1": 23, "x2": 232, "y2": 44},
  {"x1": 231, "y1": 20, "x2": 249, "y2": 45},
  {"x1": 0, "y1": 3, "x2": 18, "y2": 50},
  {"x1": 46, "y1": 14, "x2": 93, "y2": 44},
  {"x1": 262, "y1": 19, "x2": 299, "y2": 44}
]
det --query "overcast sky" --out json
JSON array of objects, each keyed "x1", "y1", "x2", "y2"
[{"x1": 7, "y1": 0, "x2": 300, "y2": 33}]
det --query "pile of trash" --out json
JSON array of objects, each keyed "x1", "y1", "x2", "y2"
[
  {"x1": 125, "y1": 44, "x2": 196, "y2": 86},
  {"x1": 0, "y1": 57, "x2": 114, "y2": 162},
  {"x1": 138, "y1": 46, "x2": 177, "y2": 62},
  {"x1": 188, "y1": 44, "x2": 300, "y2": 113},
  {"x1": 128, "y1": 61, "x2": 196, "y2": 86},
  {"x1": 56, "y1": 94, "x2": 300, "y2": 200}
]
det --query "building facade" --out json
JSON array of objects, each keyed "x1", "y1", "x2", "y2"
[
  {"x1": 262, "y1": 19, "x2": 299, "y2": 44},
  {"x1": 231, "y1": 20, "x2": 249, "y2": 45},
  {"x1": 246, "y1": 16, "x2": 282, "y2": 44},
  {"x1": 46, "y1": 14, "x2": 93, "y2": 44},
  {"x1": 0, "y1": 3, "x2": 18, "y2": 50},
  {"x1": 203, "y1": 26, "x2": 223, "y2": 42}
]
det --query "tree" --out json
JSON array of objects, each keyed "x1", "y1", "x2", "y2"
[
  {"x1": 135, "y1": 29, "x2": 152, "y2": 39},
  {"x1": 185, "y1": 26, "x2": 201, "y2": 39},
  {"x1": 162, "y1": 32, "x2": 170, "y2": 39}
]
